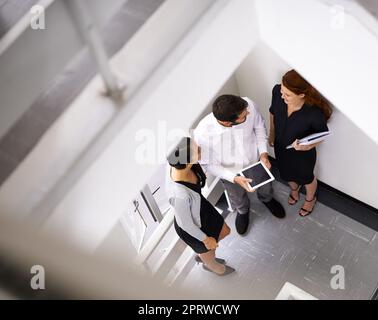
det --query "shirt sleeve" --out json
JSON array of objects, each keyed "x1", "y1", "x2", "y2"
[
  {"x1": 201, "y1": 160, "x2": 236, "y2": 183},
  {"x1": 173, "y1": 196, "x2": 207, "y2": 242},
  {"x1": 250, "y1": 102, "x2": 268, "y2": 156},
  {"x1": 193, "y1": 128, "x2": 236, "y2": 183},
  {"x1": 269, "y1": 84, "x2": 280, "y2": 115},
  {"x1": 311, "y1": 108, "x2": 329, "y2": 132}
]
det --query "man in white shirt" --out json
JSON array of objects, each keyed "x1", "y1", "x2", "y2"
[{"x1": 193, "y1": 95, "x2": 285, "y2": 235}]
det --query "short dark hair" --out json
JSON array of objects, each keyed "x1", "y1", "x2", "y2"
[
  {"x1": 212, "y1": 95, "x2": 248, "y2": 122},
  {"x1": 167, "y1": 137, "x2": 192, "y2": 170}
]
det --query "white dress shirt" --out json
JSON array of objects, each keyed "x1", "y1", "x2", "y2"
[{"x1": 193, "y1": 97, "x2": 268, "y2": 183}]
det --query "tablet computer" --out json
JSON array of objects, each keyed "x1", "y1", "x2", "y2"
[{"x1": 240, "y1": 161, "x2": 275, "y2": 191}]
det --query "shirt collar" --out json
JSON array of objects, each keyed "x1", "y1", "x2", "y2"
[{"x1": 211, "y1": 113, "x2": 231, "y2": 132}]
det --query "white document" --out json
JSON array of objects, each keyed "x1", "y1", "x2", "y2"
[{"x1": 286, "y1": 131, "x2": 332, "y2": 149}]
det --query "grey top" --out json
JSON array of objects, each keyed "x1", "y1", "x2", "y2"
[{"x1": 165, "y1": 165, "x2": 207, "y2": 241}]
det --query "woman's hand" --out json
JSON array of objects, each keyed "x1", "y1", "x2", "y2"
[
  {"x1": 203, "y1": 237, "x2": 218, "y2": 250},
  {"x1": 292, "y1": 139, "x2": 304, "y2": 151},
  {"x1": 292, "y1": 139, "x2": 317, "y2": 151}
]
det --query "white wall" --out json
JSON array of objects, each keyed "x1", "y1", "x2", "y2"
[
  {"x1": 235, "y1": 41, "x2": 378, "y2": 209},
  {"x1": 192, "y1": 74, "x2": 240, "y2": 128},
  {"x1": 94, "y1": 221, "x2": 138, "y2": 267},
  {"x1": 255, "y1": 0, "x2": 378, "y2": 145},
  {"x1": 235, "y1": 41, "x2": 289, "y2": 139}
]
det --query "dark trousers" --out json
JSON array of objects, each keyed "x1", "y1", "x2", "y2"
[{"x1": 221, "y1": 179, "x2": 273, "y2": 215}]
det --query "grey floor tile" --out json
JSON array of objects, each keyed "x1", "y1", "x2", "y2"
[{"x1": 333, "y1": 214, "x2": 376, "y2": 242}]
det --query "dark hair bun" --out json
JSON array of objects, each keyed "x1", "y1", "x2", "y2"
[{"x1": 167, "y1": 137, "x2": 192, "y2": 170}]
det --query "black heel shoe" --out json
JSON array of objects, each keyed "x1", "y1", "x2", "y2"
[
  {"x1": 299, "y1": 196, "x2": 317, "y2": 217},
  {"x1": 288, "y1": 184, "x2": 301, "y2": 205}
]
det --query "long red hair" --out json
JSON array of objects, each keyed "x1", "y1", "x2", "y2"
[{"x1": 282, "y1": 70, "x2": 332, "y2": 121}]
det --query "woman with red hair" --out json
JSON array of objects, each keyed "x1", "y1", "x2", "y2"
[{"x1": 269, "y1": 70, "x2": 332, "y2": 216}]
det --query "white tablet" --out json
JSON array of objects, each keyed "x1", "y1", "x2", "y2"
[{"x1": 240, "y1": 161, "x2": 275, "y2": 191}]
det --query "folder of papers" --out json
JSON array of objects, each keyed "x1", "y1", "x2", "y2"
[{"x1": 286, "y1": 131, "x2": 332, "y2": 149}]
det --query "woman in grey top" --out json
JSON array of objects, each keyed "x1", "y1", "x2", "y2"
[{"x1": 166, "y1": 137, "x2": 235, "y2": 276}]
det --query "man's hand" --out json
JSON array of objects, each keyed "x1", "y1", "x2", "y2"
[
  {"x1": 203, "y1": 237, "x2": 218, "y2": 250},
  {"x1": 260, "y1": 152, "x2": 272, "y2": 170},
  {"x1": 234, "y1": 175, "x2": 255, "y2": 192}
]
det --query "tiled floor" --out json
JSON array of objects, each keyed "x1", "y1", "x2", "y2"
[{"x1": 179, "y1": 182, "x2": 378, "y2": 300}]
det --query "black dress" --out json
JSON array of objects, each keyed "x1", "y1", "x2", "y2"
[
  {"x1": 173, "y1": 164, "x2": 225, "y2": 254},
  {"x1": 269, "y1": 84, "x2": 328, "y2": 185}
]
